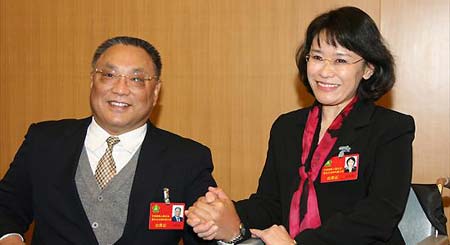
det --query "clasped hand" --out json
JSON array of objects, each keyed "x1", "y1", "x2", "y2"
[
  {"x1": 186, "y1": 187, "x2": 296, "y2": 245},
  {"x1": 186, "y1": 187, "x2": 241, "y2": 241}
]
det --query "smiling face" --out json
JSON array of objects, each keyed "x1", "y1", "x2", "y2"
[
  {"x1": 307, "y1": 32, "x2": 374, "y2": 109},
  {"x1": 174, "y1": 207, "x2": 181, "y2": 217},
  {"x1": 90, "y1": 44, "x2": 161, "y2": 135},
  {"x1": 347, "y1": 158, "x2": 355, "y2": 168}
]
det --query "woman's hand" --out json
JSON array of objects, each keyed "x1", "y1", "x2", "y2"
[
  {"x1": 186, "y1": 187, "x2": 241, "y2": 241},
  {"x1": 250, "y1": 225, "x2": 296, "y2": 245},
  {"x1": 0, "y1": 235, "x2": 25, "y2": 245}
]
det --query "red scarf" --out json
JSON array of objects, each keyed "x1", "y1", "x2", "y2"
[{"x1": 289, "y1": 96, "x2": 358, "y2": 238}]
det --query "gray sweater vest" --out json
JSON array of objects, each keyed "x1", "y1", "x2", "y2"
[{"x1": 75, "y1": 147, "x2": 140, "y2": 245}]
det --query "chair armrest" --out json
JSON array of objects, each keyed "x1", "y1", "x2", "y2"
[{"x1": 417, "y1": 235, "x2": 449, "y2": 245}]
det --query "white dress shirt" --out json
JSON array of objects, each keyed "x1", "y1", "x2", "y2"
[
  {"x1": 0, "y1": 118, "x2": 148, "y2": 242},
  {"x1": 84, "y1": 117, "x2": 147, "y2": 174}
]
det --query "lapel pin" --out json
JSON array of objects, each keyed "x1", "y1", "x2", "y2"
[
  {"x1": 163, "y1": 188, "x2": 170, "y2": 204},
  {"x1": 338, "y1": 145, "x2": 351, "y2": 157}
]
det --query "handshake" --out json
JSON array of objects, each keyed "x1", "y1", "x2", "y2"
[{"x1": 185, "y1": 187, "x2": 296, "y2": 245}]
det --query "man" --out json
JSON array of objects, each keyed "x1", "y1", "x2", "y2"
[
  {"x1": 0, "y1": 36, "x2": 215, "y2": 244},
  {"x1": 172, "y1": 207, "x2": 184, "y2": 222}
]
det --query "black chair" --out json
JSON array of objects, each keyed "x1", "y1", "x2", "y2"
[
  {"x1": 398, "y1": 184, "x2": 448, "y2": 245},
  {"x1": 240, "y1": 183, "x2": 448, "y2": 245}
]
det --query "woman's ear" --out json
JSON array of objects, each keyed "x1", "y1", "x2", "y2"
[{"x1": 363, "y1": 63, "x2": 375, "y2": 80}]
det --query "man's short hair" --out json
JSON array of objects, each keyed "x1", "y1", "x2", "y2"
[{"x1": 91, "y1": 36, "x2": 162, "y2": 77}]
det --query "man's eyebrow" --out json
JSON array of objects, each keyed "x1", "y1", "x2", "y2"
[
  {"x1": 131, "y1": 68, "x2": 147, "y2": 74},
  {"x1": 103, "y1": 63, "x2": 117, "y2": 70}
]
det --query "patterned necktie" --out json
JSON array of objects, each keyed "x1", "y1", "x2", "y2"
[{"x1": 95, "y1": 136, "x2": 120, "y2": 189}]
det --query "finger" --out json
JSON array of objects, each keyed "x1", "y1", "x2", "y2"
[
  {"x1": 250, "y1": 228, "x2": 263, "y2": 238},
  {"x1": 193, "y1": 220, "x2": 215, "y2": 234},
  {"x1": 203, "y1": 226, "x2": 219, "y2": 241},
  {"x1": 279, "y1": 225, "x2": 288, "y2": 232},
  {"x1": 189, "y1": 207, "x2": 214, "y2": 222},
  {"x1": 185, "y1": 208, "x2": 201, "y2": 222},
  {"x1": 194, "y1": 199, "x2": 219, "y2": 214},
  {"x1": 186, "y1": 218, "x2": 201, "y2": 227},
  {"x1": 195, "y1": 196, "x2": 208, "y2": 204},
  {"x1": 197, "y1": 224, "x2": 218, "y2": 239},
  {"x1": 186, "y1": 213, "x2": 202, "y2": 227},
  {"x1": 205, "y1": 191, "x2": 218, "y2": 203},
  {"x1": 215, "y1": 188, "x2": 231, "y2": 201}
]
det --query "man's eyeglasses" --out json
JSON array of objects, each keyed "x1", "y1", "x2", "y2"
[
  {"x1": 305, "y1": 54, "x2": 364, "y2": 70},
  {"x1": 93, "y1": 68, "x2": 159, "y2": 88}
]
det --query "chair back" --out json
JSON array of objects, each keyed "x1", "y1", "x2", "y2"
[{"x1": 398, "y1": 184, "x2": 447, "y2": 244}]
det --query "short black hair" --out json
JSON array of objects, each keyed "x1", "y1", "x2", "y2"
[
  {"x1": 347, "y1": 157, "x2": 356, "y2": 164},
  {"x1": 296, "y1": 6, "x2": 395, "y2": 101},
  {"x1": 92, "y1": 36, "x2": 162, "y2": 77}
]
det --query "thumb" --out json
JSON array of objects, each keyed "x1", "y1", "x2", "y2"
[
  {"x1": 205, "y1": 191, "x2": 218, "y2": 203},
  {"x1": 250, "y1": 228, "x2": 263, "y2": 238},
  {"x1": 209, "y1": 187, "x2": 230, "y2": 200}
]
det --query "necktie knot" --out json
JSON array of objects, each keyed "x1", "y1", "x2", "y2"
[{"x1": 106, "y1": 136, "x2": 120, "y2": 148}]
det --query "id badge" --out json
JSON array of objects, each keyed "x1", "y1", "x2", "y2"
[
  {"x1": 149, "y1": 202, "x2": 185, "y2": 230},
  {"x1": 320, "y1": 153, "x2": 359, "y2": 183}
]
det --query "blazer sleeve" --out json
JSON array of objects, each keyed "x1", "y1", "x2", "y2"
[
  {"x1": 0, "y1": 124, "x2": 36, "y2": 237},
  {"x1": 182, "y1": 146, "x2": 218, "y2": 245},
  {"x1": 296, "y1": 115, "x2": 415, "y2": 244}
]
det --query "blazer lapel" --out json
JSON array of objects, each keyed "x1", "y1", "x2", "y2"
[
  {"x1": 326, "y1": 101, "x2": 375, "y2": 160},
  {"x1": 119, "y1": 122, "x2": 168, "y2": 242},
  {"x1": 52, "y1": 117, "x2": 98, "y2": 243}
]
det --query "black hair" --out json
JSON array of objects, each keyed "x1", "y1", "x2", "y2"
[
  {"x1": 296, "y1": 6, "x2": 395, "y2": 101},
  {"x1": 92, "y1": 36, "x2": 162, "y2": 77}
]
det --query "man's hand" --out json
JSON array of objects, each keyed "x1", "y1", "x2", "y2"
[
  {"x1": 0, "y1": 235, "x2": 25, "y2": 245},
  {"x1": 186, "y1": 186, "x2": 241, "y2": 241},
  {"x1": 251, "y1": 225, "x2": 296, "y2": 245}
]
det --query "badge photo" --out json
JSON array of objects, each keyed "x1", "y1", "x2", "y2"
[
  {"x1": 149, "y1": 202, "x2": 185, "y2": 230},
  {"x1": 320, "y1": 153, "x2": 359, "y2": 183}
]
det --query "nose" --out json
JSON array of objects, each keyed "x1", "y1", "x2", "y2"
[
  {"x1": 111, "y1": 76, "x2": 131, "y2": 95},
  {"x1": 318, "y1": 59, "x2": 336, "y2": 77}
]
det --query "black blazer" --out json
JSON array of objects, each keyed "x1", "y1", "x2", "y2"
[
  {"x1": 0, "y1": 117, "x2": 216, "y2": 244},
  {"x1": 235, "y1": 101, "x2": 415, "y2": 245}
]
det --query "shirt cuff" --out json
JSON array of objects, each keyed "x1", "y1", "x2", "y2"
[{"x1": 0, "y1": 233, "x2": 24, "y2": 241}]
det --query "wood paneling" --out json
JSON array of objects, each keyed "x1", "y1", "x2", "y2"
[
  {"x1": 1, "y1": 0, "x2": 449, "y2": 238},
  {"x1": 380, "y1": 0, "x2": 450, "y2": 234}
]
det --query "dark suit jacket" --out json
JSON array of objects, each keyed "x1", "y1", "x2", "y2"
[
  {"x1": 235, "y1": 101, "x2": 415, "y2": 245},
  {"x1": 172, "y1": 216, "x2": 183, "y2": 222},
  {"x1": 0, "y1": 117, "x2": 216, "y2": 245}
]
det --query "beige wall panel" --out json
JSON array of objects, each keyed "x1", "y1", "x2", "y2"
[
  {"x1": 2, "y1": 0, "x2": 449, "y2": 238},
  {"x1": 380, "y1": 0, "x2": 450, "y2": 234},
  {"x1": 0, "y1": 0, "x2": 381, "y2": 199}
]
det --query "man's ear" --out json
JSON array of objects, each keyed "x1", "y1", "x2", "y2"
[{"x1": 152, "y1": 82, "x2": 162, "y2": 106}]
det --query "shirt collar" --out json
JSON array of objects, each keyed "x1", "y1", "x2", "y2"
[{"x1": 85, "y1": 117, "x2": 147, "y2": 153}]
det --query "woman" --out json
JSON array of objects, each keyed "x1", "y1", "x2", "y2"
[{"x1": 187, "y1": 6, "x2": 415, "y2": 244}]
